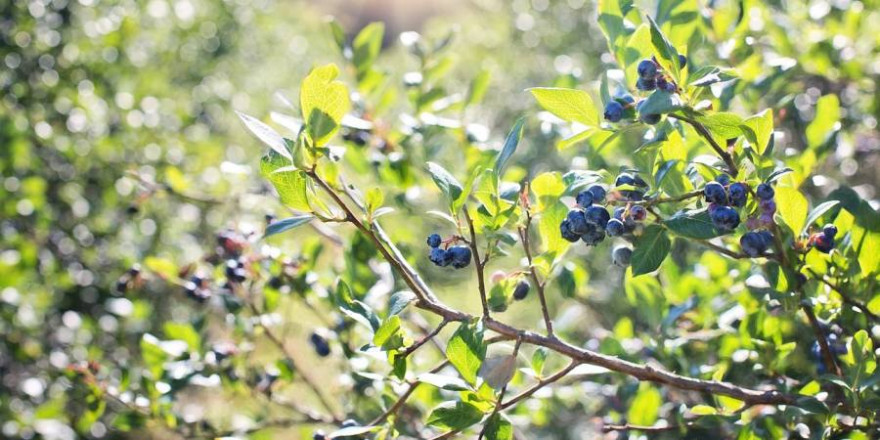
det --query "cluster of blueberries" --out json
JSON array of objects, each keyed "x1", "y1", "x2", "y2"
[
  {"x1": 426, "y1": 233, "x2": 472, "y2": 269},
  {"x1": 603, "y1": 56, "x2": 687, "y2": 126},
  {"x1": 560, "y1": 173, "x2": 649, "y2": 246}
]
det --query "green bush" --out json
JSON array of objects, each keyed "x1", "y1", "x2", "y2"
[{"x1": 3, "y1": 0, "x2": 880, "y2": 439}]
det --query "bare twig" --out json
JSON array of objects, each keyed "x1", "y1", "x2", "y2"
[
  {"x1": 518, "y1": 211, "x2": 554, "y2": 336},
  {"x1": 464, "y1": 207, "x2": 491, "y2": 318},
  {"x1": 807, "y1": 268, "x2": 880, "y2": 322},
  {"x1": 500, "y1": 360, "x2": 579, "y2": 410},
  {"x1": 369, "y1": 360, "x2": 450, "y2": 426},
  {"x1": 398, "y1": 319, "x2": 449, "y2": 358},
  {"x1": 672, "y1": 114, "x2": 738, "y2": 178}
]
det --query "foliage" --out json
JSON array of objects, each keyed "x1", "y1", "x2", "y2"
[{"x1": 3, "y1": 0, "x2": 880, "y2": 439}]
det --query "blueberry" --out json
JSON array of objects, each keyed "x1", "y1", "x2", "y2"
[
  {"x1": 823, "y1": 224, "x2": 838, "y2": 239},
  {"x1": 448, "y1": 246, "x2": 472, "y2": 268},
  {"x1": 512, "y1": 280, "x2": 530, "y2": 301},
  {"x1": 703, "y1": 182, "x2": 728, "y2": 205},
  {"x1": 728, "y1": 182, "x2": 748, "y2": 207},
  {"x1": 427, "y1": 233, "x2": 442, "y2": 248},
  {"x1": 629, "y1": 205, "x2": 647, "y2": 221},
  {"x1": 637, "y1": 59, "x2": 658, "y2": 79},
  {"x1": 313, "y1": 431, "x2": 328, "y2": 440},
  {"x1": 584, "y1": 206, "x2": 611, "y2": 229},
  {"x1": 566, "y1": 210, "x2": 590, "y2": 235},
  {"x1": 612, "y1": 207, "x2": 626, "y2": 220},
  {"x1": 612, "y1": 246, "x2": 633, "y2": 267},
  {"x1": 710, "y1": 205, "x2": 740, "y2": 231},
  {"x1": 656, "y1": 76, "x2": 676, "y2": 93},
  {"x1": 756, "y1": 183, "x2": 775, "y2": 201},
  {"x1": 606, "y1": 218, "x2": 626, "y2": 237},
  {"x1": 759, "y1": 212, "x2": 774, "y2": 227},
  {"x1": 678, "y1": 54, "x2": 688, "y2": 68},
  {"x1": 632, "y1": 175, "x2": 649, "y2": 188},
  {"x1": 740, "y1": 231, "x2": 768, "y2": 257},
  {"x1": 575, "y1": 190, "x2": 593, "y2": 208},
  {"x1": 811, "y1": 233, "x2": 834, "y2": 254},
  {"x1": 310, "y1": 332, "x2": 331, "y2": 357},
  {"x1": 636, "y1": 77, "x2": 657, "y2": 91},
  {"x1": 615, "y1": 174, "x2": 635, "y2": 187},
  {"x1": 587, "y1": 185, "x2": 606, "y2": 203},
  {"x1": 757, "y1": 230, "x2": 774, "y2": 248},
  {"x1": 430, "y1": 248, "x2": 451, "y2": 267},
  {"x1": 604, "y1": 101, "x2": 625, "y2": 122},
  {"x1": 760, "y1": 199, "x2": 777, "y2": 214},
  {"x1": 715, "y1": 174, "x2": 731, "y2": 186},
  {"x1": 559, "y1": 219, "x2": 582, "y2": 242},
  {"x1": 581, "y1": 226, "x2": 605, "y2": 246}
]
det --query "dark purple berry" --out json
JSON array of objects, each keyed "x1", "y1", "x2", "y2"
[
  {"x1": 566, "y1": 210, "x2": 590, "y2": 235},
  {"x1": 310, "y1": 332, "x2": 331, "y2": 357},
  {"x1": 448, "y1": 246, "x2": 472, "y2": 268},
  {"x1": 740, "y1": 231, "x2": 769, "y2": 257},
  {"x1": 823, "y1": 224, "x2": 838, "y2": 239},
  {"x1": 728, "y1": 182, "x2": 748, "y2": 207},
  {"x1": 715, "y1": 174, "x2": 731, "y2": 186},
  {"x1": 637, "y1": 59, "x2": 658, "y2": 79},
  {"x1": 587, "y1": 185, "x2": 606, "y2": 203},
  {"x1": 512, "y1": 280, "x2": 530, "y2": 301},
  {"x1": 560, "y1": 219, "x2": 581, "y2": 242},
  {"x1": 580, "y1": 226, "x2": 605, "y2": 246},
  {"x1": 756, "y1": 183, "x2": 775, "y2": 201},
  {"x1": 584, "y1": 206, "x2": 611, "y2": 229},
  {"x1": 429, "y1": 248, "x2": 450, "y2": 266},
  {"x1": 710, "y1": 205, "x2": 740, "y2": 231},
  {"x1": 636, "y1": 77, "x2": 657, "y2": 91},
  {"x1": 704, "y1": 182, "x2": 728, "y2": 205},
  {"x1": 427, "y1": 234, "x2": 442, "y2": 248},
  {"x1": 606, "y1": 218, "x2": 625, "y2": 237},
  {"x1": 575, "y1": 191, "x2": 593, "y2": 208},
  {"x1": 604, "y1": 101, "x2": 625, "y2": 122},
  {"x1": 612, "y1": 246, "x2": 633, "y2": 267},
  {"x1": 678, "y1": 54, "x2": 688, "y2": 68},
  {"x1": 629, "y1": 205, "x2": 647, "y2": 221}
]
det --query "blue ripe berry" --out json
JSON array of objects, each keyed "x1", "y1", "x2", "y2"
[
  {"x1": 756, "y1": 183, "x2": 775, "y2": 201},
  {"x1": 612, "y1": 246, "x2": 633, "y2": 267},
  {"x1": 604, "y1": 101, "x2": 625, "y2": 122},
  {"x1": 575, "y1": 190, "x2": 593, "y2": 208},
  {"x1": 757, "y1": 230, "x2": 774, "y2": 247},
  {"x1": 427, "y1": 233, "x2": 442, "y2": 248},
  {"x1": 760, "y1": 199, "x2": 777, "y2": 215},
  {"x1": 678, "y1": 54, "x2": 688, "y2": 68},
  {"x1": 704, "y1": 182, "x2": 728, "y2": 205},
  {"x1": 566, "y1": 210, "x2": 590, "y2": 235},
  {"x1": 615, "y1": 173, "x2": 635, "y2": 187},
  {"x1": 728, "y1": 182, "x2": 748, "y2": 207},
  {"x1": 740, "y1": 231, "x2": 768, "y2": 257},
  {"x1": 639, "y1": 111, "x2": 661, "y2": 125},
  {"x1": 629, "y1": 205, "x2": 647, "y2": 221},
  {"x1": 715, "y1": 174, "x2": 731, "y2": 186},
  {"x1": 587, "y1": 185, "x2": 606, "y2": 203},
  {"x1": 612, "y1": 207, "x2": 625, "y2": 220},
  {"x1": 656, "y1": 76, "x2": 676, "y2": 93},
  {"x1": 823, "y1": 224, "x2": 838, "y2": 239},
  {"x1": 429, "y1": 248, "x2": 451, "y2": 267},
  {"x1": 636, "y1": 77, "x2": 657, "y2": 91},
  {"x1": 581, "y1": 225, "x2": 605, "y2": 246},
  {"x1": 584, "y1": 206, "x2": 611, "y2": 229},
  {"x1": 310, "y1": 332, "x2": 331, "y2": 357},
  {"x1": 710, "y1": 205, "x2": 740, "y2": 231},
  {"x1": 559, "y1": 219, "x2": 581, "y2": 242},
  {"x1": 605, "y1": 218, "x2": 626, "y2": 237},
  {"x1": 448, "y1": 246, "x2": 472, "y2": 268},
  {"x1": 637, "y1": 59, "x2": 658, "y2": 79},
  {"x1": 632, "y1": 175, "x2": 649, "y2": 188},
  {"x1": 512, "y1": 280, "x2": 530, "y2": 301}
]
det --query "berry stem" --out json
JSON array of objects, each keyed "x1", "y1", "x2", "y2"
[
  {"x1": 519, "y1": 209, "x2": 555, "y2": 337},
  {"x1": 463, "y1": 207, "x2": 491, "y2": 319},
  {"x1": 672, "y1": 113, "x2": 739, "y2": 178}
]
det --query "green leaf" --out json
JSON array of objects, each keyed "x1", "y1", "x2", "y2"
[
  {"x1": 484, "y1": 413, "x2": 513, "y2": 440},
  {"x1": 664, "y1": 209, "x2": 723, "y2": 239},
  {"x1": 689, "y1": 66, "x2": 737, "y2": 87},
  {"x1": 697, "y1": 112, "x2": 744, "y2": 141},
  {"x1": 806, "y1": 94, "x2": 840, "y2": 150},
  {"x1": 803, "y1": 201, "x2": 840, "y2": 235},
  {"x1": 446, "y1": 321, "x2": 486, "y2": 386},
  {"x1": 352, "y1": 23, "x2": 384, "y2": 75},
  {"x1": 144, "y1": 256, "x2": 178, "y2": 281},
  {"x1": 528, "y1": 87, "x2": 598, "y2": 127},
  {"x1": 627, "y1": 383, "x2": 662, "y2": 425},
  {"x1": 495, "y1": 118, "x2": 526, "y2": 175},
  {"x1": 236, "y1": 111, "x2": 292, "y2": 160},
  {"x1": 264, "y1": 215, "x2": 314, "y2": 238},
  {"x1": 637, "y1": 90, "x2": 683, "y2": 116},
  {"x1": 538, "y1": 201, "x2": 570, "y2": 258},
  {"x1": 300, "y1": 64, "x2": 351, "y2": 146},
  {"x1": 266, "y1": 167, "x2": 312, "y2": 213},
  {"x1": 426, "y1": 401, "x2": 485, "y2": 431},
  {"x1": 388, "y1": 291, "x2": 417, "y2": 316},
  {"x1": 775, "y1": 187, "x2": 808, "y2": 236},
  {"x1": 690, "y1": 404, "x2": 717, "y2": 415},
  {"x1": 631, "y1": 225, "x2": 671, "y2": 276},
  {"x1": 741, "y1": 109, "x2": 774, "y2": 155},
  {"x1": 426, "y1": 161, "x2": 464, "y2": 205},
  {"x1": 466, "y1": 69, "x2": 491, "y2": 107},
  {"x1": 645, "y1": 14, "x2": 681, "y2": 78},
  {"x1": 531, "y1": 348, "x2": 548, "y2": 377},
  {"x1": 373, "y1": 315, "x2": 403, "y2": 350}
]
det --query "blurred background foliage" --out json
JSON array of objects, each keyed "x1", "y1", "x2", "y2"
[{"x1": 2, "y1": 0, "x2": 880, "y2": 439}]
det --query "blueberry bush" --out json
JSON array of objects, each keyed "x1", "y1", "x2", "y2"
[{"x1": 5, "y1": 0, "x2": 880, "y2": 439}]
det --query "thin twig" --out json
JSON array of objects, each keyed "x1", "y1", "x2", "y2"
[
  {"x1": 464, "y1": 207, "x2": 491, "y2": 318},
  {"x1": 672, "y1": 114, "x2": 738, "y2": 177},
  {"x1": 807, "y1": 268, "x2": 880, "y2": 322},
  {"x1": 801, "y1": 301, "x2": 842, "y2": 376},
  {"x1": 519, "y1": 210, "x2": 553, "y2": 336},
  {"x1": 500, "y1": 360, "x2": 579, "y2": 410},
  {"x1": 398, "y1": 319, "x2": 449, "y2": 358},
  {"x1": 369, "y1": 360, "x2": 450, "y2": 426}
]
